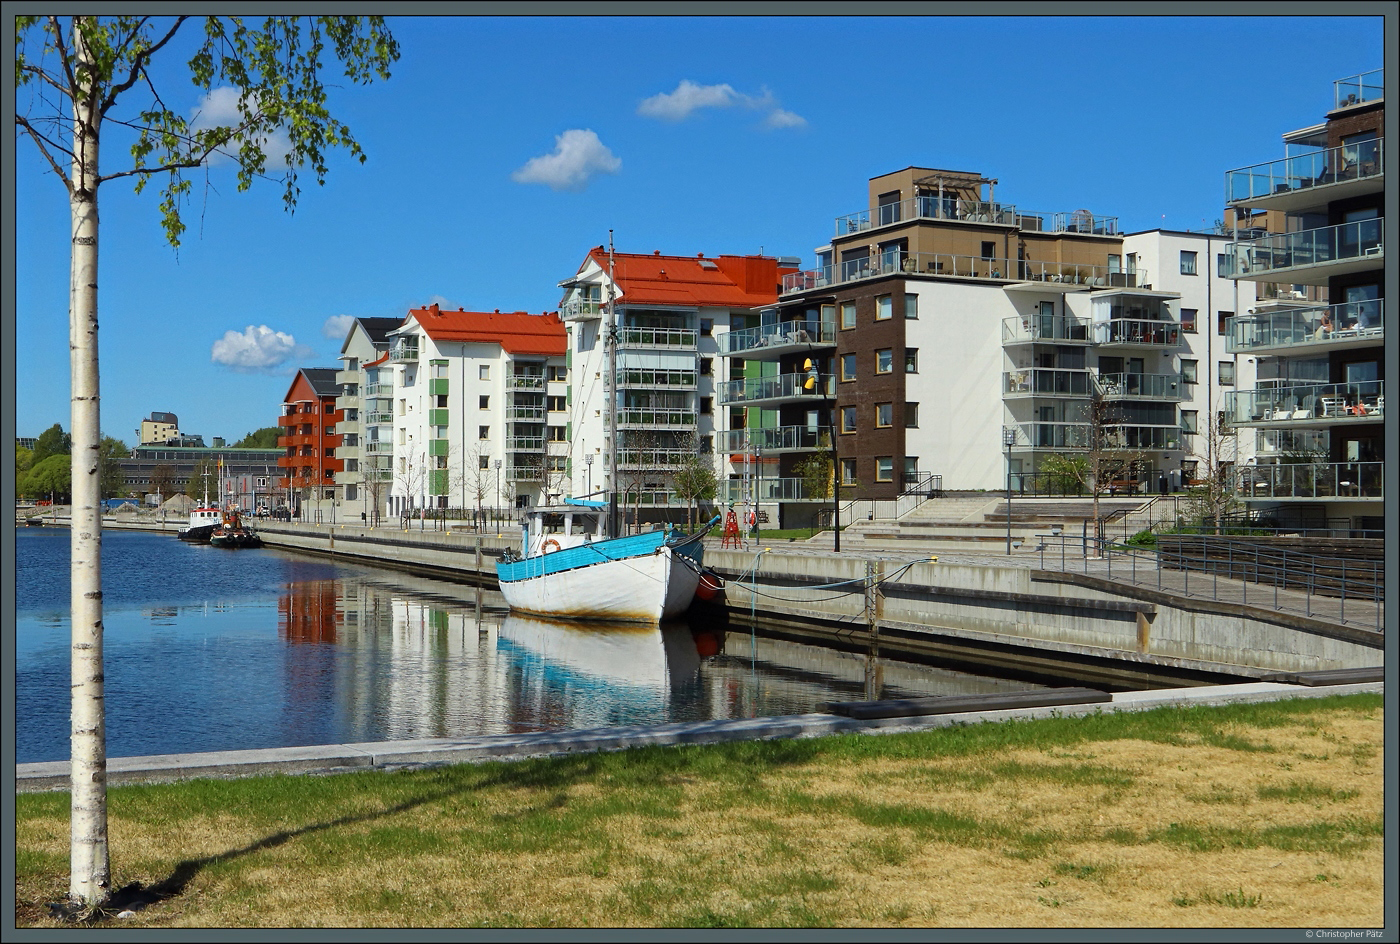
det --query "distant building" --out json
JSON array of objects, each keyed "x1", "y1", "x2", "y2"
[
  {"x1": 16, "y1": 437, "x2": 37, "y2": 450},
  {"x1": 332, "y1": 316, "x2": 406, "y2": 512},
  {"x1": 139, "y1": 411, "x2": 181, "y2": 445},
  {"x1": 121, "y1": 444, "x2": 283, "y2": 508},
  {"x1": 277, "y1": 368, "x2": 345, "y2": 515}
]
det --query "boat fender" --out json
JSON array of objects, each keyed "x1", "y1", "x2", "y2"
[{"x1": 542, "y1": 538, "x2": 561, "y2": 553}]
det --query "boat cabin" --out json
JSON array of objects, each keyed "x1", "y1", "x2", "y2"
[{"x1": 518, "y1": 499, "x2": 606, "y2": 557}]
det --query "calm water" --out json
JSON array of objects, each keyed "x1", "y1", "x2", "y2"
[{"x1": 16, "y1": 528, "x2": 1039, "y2": 763}]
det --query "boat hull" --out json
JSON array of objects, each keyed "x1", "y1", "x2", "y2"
[
  {"x1": 497, "y1": 534, "x2": 703, "y2": 623},
  {"x1": 177, "y1": 524, "x2": 217, "y2": 543}
]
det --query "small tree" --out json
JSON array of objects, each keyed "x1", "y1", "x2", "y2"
[
  {"x1": 672, "y1": 448, "x2": 719, "y2": 530},
  {"x1": 1183, "y1": 411, "x2": 1241, "y2": 534},
  {"x1": 149, "y1": 463, "x2": 178, "y2": 500},
  {"x1": 32, "y1": 423, "x2": 72, "y2": 465},
  {"x1": 22, "y1": 454, "x2": 73, "y2": 502},
  {"x1": 1038, "y1": 393, "x2": 1151, "y2": 552},
  {"x1": 99, "y1": 437, "x2": 128, "y2": 500}
]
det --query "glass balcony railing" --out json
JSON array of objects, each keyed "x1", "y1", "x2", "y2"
[
  {"x1": 1227, "y1": 218, "x2": 1383, "y2": 279},
  {"x1": 1235, "y1": 461, "x2": 1382, "y2": 500},
  {"x1": 1226, "y1": 138, "x2": 1383, "y2": 204},
  {"x1": 782, "y1": 250, "x2": 1145, "y2": 294},
  {"x1": 1014, "y1": 210, "x2": 1120, "y2": 235},
  {"x1": 717, "y1": 372, "x2": 834, "y2": 405},
  {"x1": 619, "y1": 326, "x2": 697, "y2": 349},
  {"x1": 616, "y1": 449, "x2": 693, "y2": 468},
  {"x1": 1091, "y1": 319, "x2": 1181, "y2": 347},
  {"x1": 616, "y1": 408, "x2": 696, "y2": 427},
  {"x1": 719, "y1": 321, "x2": 836, "y2": 355},
  {"x1": 1334, "y1": 69, "x2": 1383, "y2": 109},
  {"x1": 363, "y1": 441, "x2": 394, "y2": 455},
  {"x1": 364, "y1": 382, "x2": 394, "y2": 397},
  {"x1": 720, "y1": 477, "x2": 817, "y2": 502},
  {"x1": 1001, "y1": 314, "x2": 1091, "y2": 344},
  {"x1": 719, "y1": 425, "x2": 830, "y2": 453},
  {"x1": 507, "y1": 375, "x2": 546, "y2": 390},
  {"x1": 1010, "y1": 423, "x2": 1182, "y2": 451},
  {"x1": 505, "y1": 406, "x2": 546, "y2": 421},
  {"x1": 1225, "y1": 300, "x2": 1383, "y2": 353},
  {"x1": 1097, "y1": 373, "x2": 1185, "y2": 399},
  {"x1": 1224, "y1": 380, "x2": 1384, "y2": 426},
  {"x1": 389, "y1": 344, "x2": 418, "y2": 362},
  {"x1": 1003, "y1": 368, "x2": 1093, "y2": 397},
  {"x1": 616, "y1": 368, "x2": 696, "y2": 389},
  {"x1": 365, "y1": 411, "x2": 394, "y2": 425},
  {"x1": 836, "y1": 197, "x2": 1020, "y2": 236},
  {"x1": 560, "y1": 298, "x2": 602, "y2": 320},
  {"x1": 505, "y1": 465, "x2": 543, "y2": 482},
  {"x1": 508, "y1": 437, "x2": 545, "y2": 452}
]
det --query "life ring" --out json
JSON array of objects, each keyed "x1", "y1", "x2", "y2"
[{"x1": 542, "y1": 538, "x2": 561, "y2": 553}]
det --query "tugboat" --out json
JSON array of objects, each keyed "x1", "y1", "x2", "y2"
[
  {"x1": 209, "y1": 508, "x2": 263, "y2": 549},
  {"x1": 177, "y1": 471, "x2": 222, "y2": 543}
]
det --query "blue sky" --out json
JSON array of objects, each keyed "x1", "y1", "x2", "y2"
[{"x1": 12, "y1": 14, "x2": 1385, "y2": 445}]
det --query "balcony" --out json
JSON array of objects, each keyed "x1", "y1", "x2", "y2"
[
  {"x1": 720, "y1": 477, "x2": 819, "y2": 503},
  {"x1": 1225, "y1": 138, "x2": 1383, "y2": 211},
  {"x1": 507, "y1": 374, "x2": 546, "y2": 390},
  {"x1": 1235, "y1": 460, "x2": 1382, "y2": 501},
  {"x1": 835, "y1": 196, "x2": 1019, "y2": 237},
  {"x1": 1091, "y1": 318, "x2": 1181, "y2": 348},
  {"x1": 618, "y1": 326, "x2": 697, "y2": 350},
  {"x1": 616, "y1": 408, "x2": 696, "y2": 427},
  {"x1": 781, "y1": 250, "x2": 1146, "y2": 295},
  {"x1": 1013, "y1": 210, "x2": 1120, "y2": 236},
  {"x1": 1227, "y1": 218, "x2": 1383, "y2": 284},
  {"x1": 1001, "y1": 314, "x2": 1091, "y2": 345},
  {"x1": 1334, "y1": 69, "x2": 1383, "y2": 110},
  {"x1": 1009, "y1": 423, "x2": 1182, "y2": 451},
  {"x1": 505, "y1": 405, "x2": 546, "y2": 421},
  {"x1": 617, "y1": 448, "x2": 694, "y2": 469},
  {"x1": 1224, "y1": 380, "x2": 1384, "y2": 428},
  {"x1": 719, "y1": 321, "x2": 836, "y2": 357},
  {"x1": 505, "y1": 465, "x2": 543, "y2": 482},
  {"x1": 717, "y1": 372, "x2": 834, "y2": 406},
  {"x1": 508, "y1": 437, "x2": 545, "y2": 452},
  {"x1": 389, "y1": 342, "x2": 418, "y2": 363},
  {"x1": 1097, "y1": 373, "x2": 1186, "y2": 400},
  {"x1": 1225, "y1": 300, "x2": 1383, "y2": 355},
  {"x1": 365, "y1": 382, "x2": 393, "y2": 397},
  {"x1": 560, "y1": 298, "x2": 602, "y2": 322},
  {"x1": 719, "y1": 425, "x2": 830, "y2": 454},
  {"x1": 365, "y1": 411, "x2": 394, "y2": 426},
  {"x1": 616, "y1": 368, "x2": 696, "y2": 390},
  {"x1": 363, "y1": 441, "x2": 394, "y2": 455},
  {"x1": 1003, "y1": 368, "x2": 1093, "y2": 398}
]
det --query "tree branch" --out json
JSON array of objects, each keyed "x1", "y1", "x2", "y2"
[
  {"x1": 14, "y1": 114, "x2": 75, "y2": 193},
  {"x1": 100, "y1": 16, "x2": 189, "y2": 117}
]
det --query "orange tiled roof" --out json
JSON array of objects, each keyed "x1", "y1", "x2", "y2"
[
  {"x1": 585, "y1": 249, "x2": 796, "y2": 309},
  {"x1": 408, "y1": 306, "x2": 566, "y2": 356}
]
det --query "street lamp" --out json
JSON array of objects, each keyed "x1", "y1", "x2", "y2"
[
  {"x1": 584, "y1": 452, "x2": 593, "y2": 496},
  {"x1": 1003, "y1": 426, "x2": 1017, "y2": 554},
  {"x1": 494, "y1": 459, "x2": 502, "y2": 528},
  {"x1": 804, "y1": 357, "x2": 839, "y2": 552}
]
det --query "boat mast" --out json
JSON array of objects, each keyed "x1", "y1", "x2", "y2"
[{"x1": 606, "y1": 231, "x2": 619, "y2": 538}]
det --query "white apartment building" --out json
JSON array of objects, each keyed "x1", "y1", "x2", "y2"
[{"x1": 335, "y1": 316, "x2": 408, "y2": 516}]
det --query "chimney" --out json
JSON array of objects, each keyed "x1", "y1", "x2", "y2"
[{"x1": 430, "y1": 303, "x2": 440, "y2": 316}]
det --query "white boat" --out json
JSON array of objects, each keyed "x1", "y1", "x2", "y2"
[
  {"x1": 495, "y1": 500, "x2": 716, "y2": 623},
  {"x1": 177, "y1": 504, "x2": 223, "y2": 543}
]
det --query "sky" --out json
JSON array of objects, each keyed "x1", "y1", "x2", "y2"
[{"x1": 10, "y1": 13, "x2": 1387, "y2": 446}]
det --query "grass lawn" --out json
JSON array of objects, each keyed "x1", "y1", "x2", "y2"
[{"x1": 15, "y1": 693, "x2": 1384, "y2": 928}]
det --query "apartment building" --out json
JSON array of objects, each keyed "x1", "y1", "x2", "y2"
[
  {"x1": 381, "y1": 305, "x2": 567, "y2": 517},
  {"x1": 1221, "y1": 68, "x2": 1384, "y2": 535},
  {"x1": 557, "y1": 248, "x2": 794, "y2": 512},
  {"x1": 333, "y1": 317, "x2": 406, "y2": 515},
  {"x1": 276, "y1": 368, "x2": 345, "y2": 515},
  {"x1": 755, "y1": 166, "x2": 1192, "y2": 524},
  {"x1": 137, "y1": 411, "x2": 182, "y2": 446}
]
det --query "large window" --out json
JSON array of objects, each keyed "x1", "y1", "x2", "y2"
[
  {"x1": 479, "y1": 365, "x2": 490, "y2": 380},
  {"x1": 1180, "y1": 308, "x2": 1198, "y2": 334},
  {"x1": 876, "y1": 402, "x2": 892, "y2": 427},
  {"x1": 875, "y1": 457, "x2": 894, "y2": 482},
  {"x1": 479, "y1": 426, "x2": 490, "y2": 440},
  {"x1": 1181, "y1": 359, "x2": 1198, "y2": 384},
  {"x1": 905, "y1": 402, "x2": 919, "y2": 428},
  {"x1": 840, "y1": 405, "x2": 857, "y2": 433},
  {"x1": 840, "y1": 458, "x2": 857, "y2": 485},
  {"x1": 875, "y1": 295, "x2": 892, "y2": 320},
  {"x1": 876, "y1": 349, "x2": 893, "y2": 373},
  {"x1": 1218, "y1": 361, "x2": 1235, "y2": 385},
  {"x1": 1181, "y1": 410, "x2": 1198, "y2": 434},
  {"x1": 905, "y1": 294, "x2": 918, "y2": 319},
  {"x1": 840, "y1": 353, "x2": 857, "y2": 381},
  {"x1": 479, "y1": 395, "x2": 490, "y2": 409},
  {"x1": 1217, "y1": 311, "x2": 1233, "y2": 335},
  {"x1": 548, "y1": 395, "x2": 566, "y2": 412},
  {"x1": 1180, "y1": 250, "x2": 1197, "y2": 275},
  {"x1": 548, "y1": 426, "x2": 566, "y2": 442},
  {"x1": 840, "y1": 301, "x2": 856, "y2": 329},
  {"x1": 905, "y1": 348, "x2": 918, "y2": 373}
]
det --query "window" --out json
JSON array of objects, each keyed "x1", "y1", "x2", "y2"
[
  {"x1": 548, "y1": 426, "x2": 566, "y2": 442},
  {"x1": 875, "y1": 457, "x2": 894, "y2": 482},
  {"x1": 432, "y1": 361, "x2": 447, "y2": 379},
  {"x1": 700, "y1": 358, "x2": 712, "y2": 375},
  {"x1": 479, "y1": 456, "x2": 490, "y2": 470},
  {"x1": 840, "y1": 405, "x2": 857, "y2": 433},
  {"x1": 1180, "y1": 250, "x2": 1197, "y2": 275},
  {"x1": 905, "y1": 348, "x2": 918, "y2": 373},
  {"x1": 1219, "y1": 361, "x2": 1235, "y2": 385},
  {"x1": 980, "y1": 241, "x2": 996, "y2": 260},
  {"x1": 1217, "y1": 253, "x2": 1228, "y2": 277},
  {"x1": 548, "y1": 395, "x2": 566, "y2": 412},
  {"x1": 324, "y1": 425, "x2": 335, "y2": 436},
  {"x1": 398, "y1": 398, "x2": 406, "y2": 415},
  {"x1": 840, "y1": 458, "x2": 857, "y2": 485},
  {"x1": 548, "y1": 455, "x2": 567, "y2": 472},
  {"x1": 876, "y1": 295, "x2": 892, "y2": 320},
  {"x1": 700, "y1": 435, "x2": 713, "y2": 454},
  {"x1": 700, "y1": 396, "x2": 712, "y2": 415},
  {"x1": 479, "y1": 426, "x2": 490, "y2": 440},
  {"x1": 1217, "y1": 311, "x2": 1233, "y2": 335},
  {"x1": 435, "y1": 394, "x2": 448, "y2": 408},
  {"x1": 479, "y1": 365, "x2": 490, "y2": 380},
  {"x1": 1181, "y1": 410, "x2": 1199, "y2": 434},
  {"x1": 548, "y1": 365, "x2": 567, "y2": 382},
  {"x1": 1181, "y1": 359, "x2": 1198, "y2": 384},
  {"x1": 1180, "y1": 308, "x2": 1197, "y2": 334},
  {"x1": 840, "y1": 301, "x2": 856, "y2": 329},
  {"x1": 840, "y1": 353, "x2": 857, "y2": 381},
  {"x1": 905, "y1": 402, "x2": 919, "y2": 428},
  {"x1": 876, "y1": 402, "x2": 892, "y2": 427},
  {"x1": 876, "y1": 348, "x2": 893, "y2": 373},
  {"x1": 699, "y1": 318, "x2": 713, "y2": 337},
  {"x1": 479, "y1": 395, "x2": 490, "y2": 409},
  {"x1": 325, "y1": 402, "x2": 334, "y2": 414},
  {"x1": 905, "y1": 294, "x2": 918, "y2": 319},
  {"x1": 325, "y1": 448, "x2": 335, "y2": 458}
]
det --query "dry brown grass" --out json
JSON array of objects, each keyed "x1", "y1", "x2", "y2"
[{"x1": 15, "y1": 696, "x2": 1384, "y2": 928}]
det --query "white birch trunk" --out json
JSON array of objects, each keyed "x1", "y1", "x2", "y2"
[{"x1": 68, "y1": 20, "x2": 110, "y2": 909}]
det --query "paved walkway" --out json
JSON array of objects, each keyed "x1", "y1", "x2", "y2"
[{"x1": 16, "y1": 680, "x2": 1381, "y2": 792}]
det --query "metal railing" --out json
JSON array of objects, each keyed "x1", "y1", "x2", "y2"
[
  {"x1": 507, "y1": 375, "x2": 546, "y2": 390},
  {"x1": 782, "y1": 250, "x2": 1148, "y2": 294},
  {"x1": 1225, "y1": 300, "x2": 1384, "y2": 354},
  {"x1": 1226, "y1": 137, "x2": 1383, "y2": 204},
  {"x1": 1009, "y1": 422, "x2": 1183, "y2": 452},
  {"x1": 719, "y1": 425, "x2": 830, "y2": 453},
  {"x1": 1234, "y1": 460, "x2": 1384, "y2": 500},
  {"x1": 1091, "y1": 318, "x2": 1181, "y2": 347},
  {"x1": 717, "y1": 372, "x2": 833, "y2": 405},
  {"x1": 1227, "y1": 218, "x2": 1383, "y2": 279},
  {"x1": 719, "y1": 320, "x2": 836, "y2": 355},
  {"x1": 1002, "y1": 314, "x2": 1091, "y2": 344},
  {"x1": 616, "y1": 408, "x2": 696, "y2": 427},
  {"x1": 505, "y1": 406, "x2": 547, "y2": 421},
  {"x1": 616, "y1": 368, "x2": 696, "y2": 389},
  {"x1": 1224, "y1": 379, "x2": 1384, "y2": 426},
  {"x1": 1004, "y1": 368, "x2": 1093, "y2": 397},
  {"x1": 364, "y1": 382, "x2": 394, "y2": 397},
  {"x1": 1031, "y1": 534, "x2": 1382, "y2": 631},
  {"x1": 835, "y1": 472, "x2": 944, "y2": 522},
  {"x1": 389, "y1": 344, "x2": 418, "y2": 362},
  {"x1": 836, "y1": 196, "x2": 1020, "y2": 236},
  {"x1": 1334, "y1": 69, "x2": 1383, "y2": 109},
  {"x1": 619, "y1": 326, "x2": 698, "y2": 349},
  {"x1": 1097, "y1": 372, "x2": 1186, "y2": 399},
  {"x1": 560, "y1": 298, "x2": 602, "y2": 320},
  {"x1": 720, "y1": 477, "x2": 818, "y2": 503}
]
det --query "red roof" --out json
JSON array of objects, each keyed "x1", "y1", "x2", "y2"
[
  {"x1": 407, "y1": 306, "x2": 566, "y2": 356},
  {"x1": 586, "y1": 250, "x2": 797, "y2": 309}
]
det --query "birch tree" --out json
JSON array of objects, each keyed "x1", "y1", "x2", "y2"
[{"x1": 15, "y1": 15, "x2": 399, "y2": 913}]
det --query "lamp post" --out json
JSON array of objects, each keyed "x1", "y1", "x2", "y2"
[
  {"x1": 804, "y1": 357, "x2": 839, "y2": 551},
  {"x1": 1003, "y1": 426, "x2": 1017, "y2": 554},
  {"x1": 494, "y1": 459, "x2": 502, "y2": 528},
  {"x1": 585, "y1": 452, "x2": 593, "y2": 496}
]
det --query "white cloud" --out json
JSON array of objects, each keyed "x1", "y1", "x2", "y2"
[
  {"x1": 511, "y1": 130, "x2": 621, "y2": 192},
  {"x1": 211, "y1": 325, "x2": 300, "y2": 372},
  {"x1": 638, "y1": 80, "x2": 739, "y2": 121},
  {"x1": 638, "y1": 80, "x2": 805, "y2": 130},
  {"x1": 322, "y1": 314, "x2": 355, "y2": 340},
  {"x1": 190, "y1": 87, "x2": 294, "y2": 168}
]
